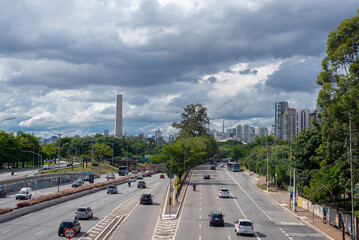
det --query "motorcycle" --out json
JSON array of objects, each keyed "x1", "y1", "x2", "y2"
[
  {"x1": 193, "y1": 184, "x2": 196, "y2": 191},
  {"x1": 128, "y1": 181, "x2": 131, "y2": 187}
]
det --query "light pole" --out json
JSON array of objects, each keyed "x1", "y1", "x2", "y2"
[
  {"x1": 48, "y1": 129, "x2": 75, "y2": 192},
  {"x1": 22, "y1": 151, "x2": 42, "y2": 170}
]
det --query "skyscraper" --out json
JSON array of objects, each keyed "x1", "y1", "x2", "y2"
[
  {"x1": 243, "y1": 124, "x2": 250, "y2": 143},
  {"x1": 275, "y1": 102, "x2": 288, "y2": 139},
  {"x1": 236, "y1": 124, "x2": 243, "y2": 141},
  {"x1": 115, "y1": 94, "x2": 123, "y2": 138}
]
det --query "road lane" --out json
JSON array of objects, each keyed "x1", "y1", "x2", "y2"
[
  {"x1": 0, "y1": 174, "x2": 162, "y2": 240},
  {"x1": 176, "y1": 165, "x2": 327, "y2": 240},
  {"x1": 110, "y1": 177, "x2": 168, "y2": 240}
]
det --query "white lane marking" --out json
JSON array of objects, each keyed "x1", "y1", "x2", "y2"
[
  {"x1": 199, "y1": 224, "x2": 201, "y2": 229},
  {"x1": 219, "y1": 208, "x2": 221, "y2": 211},
  {"x1": 199, "y1": 215, "x2": 201, "y2": 219},
  {"x1": 2, "y1": 230, "x2": 10, "y2": 234},
  {"x1": 30, "y1": 218, "x2": 37, "y2": 222},
  {"x1": 199, "y1": 207, "x2": 201, "y2": 211},
  {"x1": 218, "y1": 201, "x2": 219, "y2": 205},
  {"x1": 36, "y1": 230, "x2": 45, "y2": 235},
  {"x1": 51, "y1": 211, "x2": 56, "y2": 214},
  {"x1": 199, "y1": 235, "x2": 201, "y2": 240},
  {"x1": 228, "y1": 235, "x2": 231, "y2": 239}
]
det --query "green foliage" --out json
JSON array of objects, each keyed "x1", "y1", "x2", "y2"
[{"x1": 172, "y1": 104, "x2": 210, "y2": 137}]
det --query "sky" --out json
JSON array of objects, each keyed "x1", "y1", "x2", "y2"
[{"x1": 0, "y1": 0, "x2": 358, "y2": 138}]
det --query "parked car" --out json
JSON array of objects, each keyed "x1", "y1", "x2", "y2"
[
  {"x1": 107, "y1": 185, "x2": 118, "y2": 194},
  {"x1": 218, "y1": 188, "x2": 230, "y2": 198},
  {"x1": 203, "y1": 174, "x2": 210, "y2": 179},
  {"x1": 234, "y1": 219, "x2": 254, "y2": 236},
  {"x1": 0, "y1": 189, "x2": 6, "y2": 198},
  {"x1": 137, "y1": 174, "x2": 143, "y2": 180},
  {"x1": 211, "y1": 165, "x2": 216, "y2": 170},
  {"x1": 16, "y1": 187, "x2": 32, "y2": 200},
  {"x1": 66, "y1": 162, "x2": 73, "y2": 167},
  {"x1": 137, "y1": 181, "x2": 146, "y2": 189},
  {"x1": 220, "y1": 163, "x2": 224, "y2": 167},
  {"x1": 72, "y1": 180, "x2": 83, "y2": 188},
  {"x1": 209, "y1": 211, "x2": 225, "y2": 226},
  {"x1": 140, "y1": 193, "x2": 153, "y2": 205},
  {"x1": 27, "y1": 173, "x2": 37, "y2": 177},
  {"x1": 58, "y1": 219, "x2": 81, "y2": 237},
  {"x1": 129, "y1": 177, "x2": 136, "y2": 182},
  {"x1": 160, "y1": 174, "x2": 165, "y2": 179},
  {"x1": 75, "y1": 207, "x2": 93, "y2": 220}
]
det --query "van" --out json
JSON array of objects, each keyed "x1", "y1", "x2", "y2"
[{"x1": 16, "y1": 187, "x2": 32, "y2": 200}]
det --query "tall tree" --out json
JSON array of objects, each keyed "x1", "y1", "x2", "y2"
[{"x1": 172, "y1": 104, "x2": 210, "y2": 137}]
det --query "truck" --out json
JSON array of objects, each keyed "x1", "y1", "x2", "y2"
[
  {"x1": 16, "y1": 187, "x2": 32, "y2": 200},
  {"x1": 118, "y1": 166, "x2": 128, "y2": 176}
]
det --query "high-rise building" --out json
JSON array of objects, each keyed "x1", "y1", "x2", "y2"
[
  {"x1": 275, "y1": 102, "x2": 288, "y2": 139},
  {"x1": 281, "y1": 108, "x2": 297, "y2": 141},
  {"x1": 236, "y1": 124, "x2": 243, "y2": 140},
  {"x1": 297, "y1": 109, "x2": 310, "y2": 135},
  {"x1": 243, "y1": 124, "x2": 250, "y2": 143},
  {"x1": 104, "y1": 129, "x2": 109, "y2": 137},
  {"x1": 115, "y1": 94, "x2": 123, "y2": 138},
  {"x1": 155, "y1": 130, "x2": 164, "y2": 145},
  {"x1": 255, "y1": 126, "x2": 268, "y2": 137}
]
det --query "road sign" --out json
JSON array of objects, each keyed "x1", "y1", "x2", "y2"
[
  {"x1": 64, "y1": 227, "x2": 75, "y2": 239},
  {"x1": 145, "y1": 164, "x2": 150, "y2": 170}
]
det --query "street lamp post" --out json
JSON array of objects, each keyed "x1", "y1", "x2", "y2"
[
  {"x1": 22, "y1": 151, "x2": 42, "y2": 171},
  {"x1": 48, "y1": 129, "x2": 75, "y2": 192}
]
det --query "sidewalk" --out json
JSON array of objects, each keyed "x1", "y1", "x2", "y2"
[{"x1": 244, "y1": 170, "x2": 343, "y2": 240}]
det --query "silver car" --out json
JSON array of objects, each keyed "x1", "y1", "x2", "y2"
[
  {"x1": 75, "y1": 207, "x2": 93, "y2": 220},
  {"x1": 234, "y1": 219, "x2": 254, "y2": 236}
]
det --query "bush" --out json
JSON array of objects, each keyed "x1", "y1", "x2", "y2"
[{"x1": 0, "y1": 208, "x2": 13, "y2": 214}]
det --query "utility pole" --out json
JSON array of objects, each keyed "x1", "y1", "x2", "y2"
[
  {"x1": 349, "y1": 113, "x2": 355, "y2": 240},
  {"x1": 267, "y1": 142, "x2": 270, "y2": 191},
  {"x1": 289, "y1": 167, "x2": 292, "y2": 209},
  {"x1": 293, "y1": 169, "x2": 296, "y2": 212}
]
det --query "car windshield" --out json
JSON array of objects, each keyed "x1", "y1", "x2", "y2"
[
  {"x1": 60, "y1": 222, "x2": 73, "y2": 228},
  {"x1": 18, "y1": 191, "x2": 26, "y2": 194},
  {"x1": 108, "y1": 186, "x2": 115, "y2": 189},
  {"x1": 240, "y1": 221, "x2": 252, "y2": 226},
  {"x1": 77, "y1": 208, "x2": 87, "y2": 212}
]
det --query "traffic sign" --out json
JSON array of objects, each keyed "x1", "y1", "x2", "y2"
[
  {"x1": 64, "y1": 227, "x2": 75, "y2": 239},
  {"x1": 145, "y1": 164, "x2": 150, "y2": 170}
]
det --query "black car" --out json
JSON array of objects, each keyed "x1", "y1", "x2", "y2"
[
  {"x1": 58, "y1": 219, "x2": 81, "y2": 236},
  {"x1": 84, "y1": 175, "x2": 91, "y2": 182},
  {"x1": 203, "y1": 174, "x2": 210, "y2": 179},
  {"x1": 107, "y1": 185, "x2": 118, "y2": 194},
  {"x1": 209, "y1": 211, "x2": 225, "y2": 226},
  {"x1": 140, "y1": 194, "x2": 153, "y2": 204},
  {"x1": 0, "y1": 189, "x2": 6, "y2": 198},
  {"x1": 211, "y1": 165, "x2": 216, "y2": 170},
  {"x1": 137, "y1": 181, "x2": 146, "y2": 189},
  {"x1": 72, "y1": 180, "x2": 82, "y2": 188}
]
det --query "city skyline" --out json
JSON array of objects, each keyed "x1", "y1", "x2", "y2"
[{"x1": 0, "y1": 1, "x2": 357, "y2": 138}]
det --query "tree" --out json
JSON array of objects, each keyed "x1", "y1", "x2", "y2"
[{"x1": 172, "y1": 104, "x2": 210, "y2": 137}]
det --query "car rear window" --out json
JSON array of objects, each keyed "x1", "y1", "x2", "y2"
[
  {"x1": 240, "y1": 221, "x2": 252, "y2": 226},
  {"x1": 77, "y1": 208, "x2": 87, "y2": 212},
  {"x1": 212, "y1": 214, "x2": 222, "y2": 218},
  {"x1": 221, "y1": 189, "x2": 228, "y2": 192},
  {"x1": 60, "y1": 222, "x2": 73, "y2": 227}
]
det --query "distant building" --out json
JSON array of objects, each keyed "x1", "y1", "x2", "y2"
[
  {"x1": 236, "y1": 124, "x2": 243, "y2": 141},
  {"x1": 115, "y1": 94, "x2": 123, "y2": 138},
  {"x1": 155, "y1": 130, "x2": 164, "y2": 145},
  {"x1": 297, "y1": 109, "x2": 310, "y2": 135},
  {"x1": 104, "y1": 129, "x2": 109, "y2": 137},
  {"x1": 243, "y1": 124, "x2": 250, "y2": 143},
  {"x1": 226, "y1": 128, "x2": 236, "y2": 137},
  {"x1": 281, "y1": 108, "x2": 297, "y2": 141},
  {"x1": 275, "y1": 102, "x2": 288, "y2": 139}
]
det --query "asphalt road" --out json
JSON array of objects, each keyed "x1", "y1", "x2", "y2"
[
  {"x1": 0, "y1": 173, "x2": 165, "y2": 240},
  {"x1": 175, "y1": 165, "x2": 326, "y2": 240},
  {"x1": 110, "y1": 176, "x2": 168, "y2": 240}
]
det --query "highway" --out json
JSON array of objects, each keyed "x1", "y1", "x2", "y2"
[
  {"x1": 175, "y1": 165, "x2": 326, "y2": 240},
  {"x1": 0, "y1": 173, "x2": 167, "y2": 240}
]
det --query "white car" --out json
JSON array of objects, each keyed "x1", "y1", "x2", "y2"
[
  {"x1": 218, "y1": 188, "x2": 230, "y2": 198},
  {"x1": 234, "y1": 219, "x2": 254, "y2": 236},
  {"x1": 219, "y1": 163, "x2": 224, "y2": 167}
]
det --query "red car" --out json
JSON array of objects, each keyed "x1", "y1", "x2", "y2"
[{"x1": 160, "y1": 174, "x2": 165, "y2": 179}]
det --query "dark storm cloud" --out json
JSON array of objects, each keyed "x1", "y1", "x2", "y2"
[
  {"x1": 265, "y1": 56, "x2": 321, "y2": 93},
  {"x1": 0, "y1": 0, "x2": 357, "y2": 90}
]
